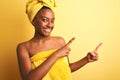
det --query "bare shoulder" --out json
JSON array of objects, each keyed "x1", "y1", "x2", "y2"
[
  {"x1": 52, "y1": 36, "x2": 66, "y2": 46},
  {"x1": 16, "y1": 41, "x2": 29, "y2": 56}
]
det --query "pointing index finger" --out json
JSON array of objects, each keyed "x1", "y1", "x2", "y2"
[
  {"x1": 94, "y1": 42, "x2": 103, "y2": 52},
  {"x1": 66, "y1": 37, "x2": 75, "y2": 46}
]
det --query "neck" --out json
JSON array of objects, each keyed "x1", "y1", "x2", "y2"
[{"x1": 33, "y1": 32, "x2": 51, "y2": 41}]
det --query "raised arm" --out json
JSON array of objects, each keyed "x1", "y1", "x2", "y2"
[
  {"x1": 69, "y1": 42, "x2": 102, "y2": 72},
  {"x1": 17, "y1": 38, "x2": 75, "y2": 80}
]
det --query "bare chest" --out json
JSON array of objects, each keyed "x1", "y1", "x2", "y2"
[{"x1": 28, "y1": 41, "x2": 61, "y2": 57}]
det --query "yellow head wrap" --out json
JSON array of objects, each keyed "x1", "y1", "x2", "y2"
[{"x1": 26, "y1": 0, "x2": 56, "y2": 23}]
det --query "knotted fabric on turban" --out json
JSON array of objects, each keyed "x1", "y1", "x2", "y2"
[{"x1": 26, "y1": 0, "x2": 56, "y2": 23}]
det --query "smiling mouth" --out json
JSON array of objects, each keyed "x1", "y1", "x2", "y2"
[{"x1": 43, "y1": 28, "x2": 52, "y2": 33}]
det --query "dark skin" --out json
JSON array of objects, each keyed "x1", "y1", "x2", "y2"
[{"x1": 17, "y1": 8, "x2": 102, "y2": 80}]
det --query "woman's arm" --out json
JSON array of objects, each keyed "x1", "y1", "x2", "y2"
[
  {"x1": 69, "y1": 43, "x2": 102, "y2": 72},
  {"x1": 17, "y1": 38, "x2": 74, "y2": 80},
  {"x1": 69, "y1": 56, "x2": 89, "y2": 72},
  {"x1": 17, "y1": 44, "x2": 59, "y2": 80}
]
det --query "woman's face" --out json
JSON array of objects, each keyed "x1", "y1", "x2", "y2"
[{"x1": 33, "y1": 8, "x2": 55, "y2": 37}]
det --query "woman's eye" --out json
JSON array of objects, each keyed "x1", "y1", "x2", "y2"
[
  {"x1": 51, "y1": 19, "x2": 55, "y2": 23},
  {"x1": 42, "y1": 18, "x2": 48, "y2": 22}
]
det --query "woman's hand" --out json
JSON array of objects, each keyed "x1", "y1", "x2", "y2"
[
  {"x1": 54, "y1": 37, "x2": 75, "y2": 58},
  {"x1": 86, "y1": 42, "x2": 102, "y2": 62}
]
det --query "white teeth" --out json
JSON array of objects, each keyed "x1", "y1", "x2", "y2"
[{"x1": 44, "y1": 29, "x2": 51, "y2": 32}]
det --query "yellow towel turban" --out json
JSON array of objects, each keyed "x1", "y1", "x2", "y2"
[{"x1": 26, "y1": 0, "x2": 56, "y2": 23}]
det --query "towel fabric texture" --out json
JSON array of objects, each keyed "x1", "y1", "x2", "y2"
[
  {"x1": 30, "y1": 49, "x2": 72, "y2": 80},
  {"x1": 26, "y1": 0, "x2": 56, "y2": 23}
]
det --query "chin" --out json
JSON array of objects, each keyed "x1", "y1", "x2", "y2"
[{"x1": 43, "y1": 33, "x2": 51, "y2": 37}]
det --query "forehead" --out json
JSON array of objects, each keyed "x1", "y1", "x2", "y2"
[{"x1": 37, "y1": 9, "x2": 55, "y2": 19}]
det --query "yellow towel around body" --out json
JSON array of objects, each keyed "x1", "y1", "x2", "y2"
[{"x1": 30, "y1": 49, "x2": 72, "y2": 80}]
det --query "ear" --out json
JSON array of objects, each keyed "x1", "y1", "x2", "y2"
[{"x1": 32, "y1": 18, "x2": 36, "y2": 26}]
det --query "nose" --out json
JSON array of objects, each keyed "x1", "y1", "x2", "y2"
[{"x1": 47, "y1": 21, "x2": 54, "y2": 28}]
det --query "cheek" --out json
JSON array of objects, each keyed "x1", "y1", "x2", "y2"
[
  {"x1": 34, "y1": 19, "x2": 47, "y2": 30},
  {"x1": 36, "y1": 23, "x2": 46, "y2": 32},
  {"x1": 35, "y1": 22, "x2": 43, "y2": 29},
  {"x1": 38, "y1": 21, "x2": 46, "y2": 27}
]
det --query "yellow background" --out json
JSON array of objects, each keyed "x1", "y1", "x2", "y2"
[{"x1": 0, "y1": 0, "x2": 120, "y2": 80}]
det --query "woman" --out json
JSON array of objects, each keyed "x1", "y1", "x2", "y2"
[{"x1": 17, "y1": 0, "x2": 102, "y2": 80}]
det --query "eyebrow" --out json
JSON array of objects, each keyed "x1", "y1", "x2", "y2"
[{"x1": 41, "y1": 16, "x2": 55, "y2": 20}]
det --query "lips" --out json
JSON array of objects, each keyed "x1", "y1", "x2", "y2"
[{"x1": 43, "y1": 28, "x2": 52, "y2": 33}]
